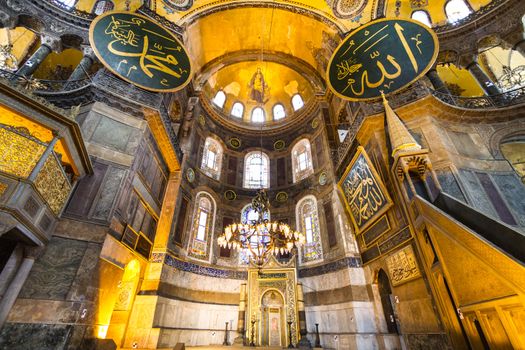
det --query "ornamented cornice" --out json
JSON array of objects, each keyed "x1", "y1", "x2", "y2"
[{"x1": 298, "y1": 256, "x2": 362, "y2": 278}]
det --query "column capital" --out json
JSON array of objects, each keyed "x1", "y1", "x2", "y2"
[
  {"x1": 40, "y1": 34, "x2": 62, "y2": 52},
  {"x1": 81, "y1": 46, "x2": 97, "y2": 61},
  {"x1": 23, "y1": 245, "x2": 45, "y2": 260}
]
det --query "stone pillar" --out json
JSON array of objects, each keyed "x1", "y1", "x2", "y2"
[
  {"x1": 0, "y1": 246, "x2": 43, "y2": 329},
  {"x1": 513, "y1": 40, "x2": 525, "y2": 57},
  {"x1": 234, "y1": 283, "x2": 247, "y2": 345},
  {"x1": 297, "y1": 283, "x2": 311, "y2": 349},
  {"x1": 66, "y1": 47, "x2": 95, "y2": 84},
  {"x1": 152, "y1": 171, "x2": 182, "y2": 251},
  {"x1": 466, "y1": 61, "x2": 501, "y2": 96},
  {"x1": 27, "y1": 131, "x2": 60, "y2": 182},
  {"x1": 15, "y1": 35, "x2": 60, "y2": 78},
  {"x1": 426, "y1": 68, "x2": 450, "y2": 95}
]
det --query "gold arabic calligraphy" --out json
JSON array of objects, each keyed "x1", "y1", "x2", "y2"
[
  {"x1": 335, "y1": 22, "x2": 426, "y2": 96},
  {"x1": 343, "y1": 155, "x2": 386, "y2": 227},
  {"x1": 103, "y1": 16, "x2": 187, "y2": 85}
]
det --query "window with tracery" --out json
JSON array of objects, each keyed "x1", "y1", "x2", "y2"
[
  {"x1": 213, "y1": 90, "x2": 226, "y2": 108},
  {"x1": 291, "y1": 94, "x2": 304, "y2": 111},
  {"x1": 239, "y1": 204, "x2": 270, "y2": 264},
  {"x1": 92, "y1": 0, "x2": 114, "y2": 15},
  {"x1": 231, "y1": 102, "x2": 244, "y2": 118},
  {"x1": 411, "y1": 10, "x2": 432, "y2": 27},
  {"x1": 251, "y1": 107, "x2": 265, "y2": 123},
  {"x1": 445, "y1": 0, "x2": 471, "y2": 22},
  {"x1": 296, "y1": 196, "x2": 323, "y2": 263},
  {"x1": 200, "y1": 137, "x2": 223, "y2": 180},
  {"x1": 292, "y1": 139, "x2": 314, "y2": 182},
  {"x1": 244, "y1": 152, "x2": 269, "y2": 189},
  {"x1": 273, "y1": 104, "x2": 286, "y2": 120},
  {"x1": 188, "y1": 192, "x2": 215, "y2": 261}
]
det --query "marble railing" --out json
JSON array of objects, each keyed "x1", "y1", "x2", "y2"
[
  {"x1": 431, "y1": 85, "x2": 525, "y2": 109},
  {"x1": 0, "y1": 69, "x2": 91, "y2": 92}
]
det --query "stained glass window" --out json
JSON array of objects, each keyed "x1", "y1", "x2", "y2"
[
  {"x1": 231, "y1": 102, "x2": 244, "y2": 118},
  {"x1": 58, "y1": 0, "x2": 76, "y2": 9},
  {"x1": 411, "y1": 10, "x2": 432, "y2": 27},
  {"x1": 213, "y1": 90, "x2": 226, "y2": 108},
  {"x1": 273, "y1": 104, "x2": 286, "y2": 120},
  {"x1": 445, "y1": 0, "x2": 471, "y2": 23},
  {"x1": 92, "y1": 0, "x2": 114, "y2": 15},
  {"x1": 296, "y1": 195, "x2": 323, "y2": 263},
  {"x1": 292, "y1": 94, "x2": 304, "y2": 111},
  {"x1": 251, "y1": 107, "x2": 265, "y2": 123},
  {"x1": 188, "y1": 192, "x2": 215, "y2": 261},
  {"x1": 201, "y1": 137, "x2": 223, "y2": 180},
  {"x1": 292, "y1": 139, "x2": 314, "y2": 183},
  {"x1": 244, "y1": 152, "x2": 269, "y2": 189}
]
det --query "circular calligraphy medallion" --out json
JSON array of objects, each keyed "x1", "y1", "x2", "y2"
[
  {"x1": 275, "y1": 191, "x2": 288, "y2": 203},
  {"x1": 327, "y1": 18, "x2": 438, "y2": 101},
  {"x1": 89, "y1": 11, "x2": 192, "y2": 92},
  {"x1": 224, "y1": 190, "x2": 237, "y2": 201},
  {"x1": 186, "y1": 168, "x2": 195, "y2": 183},
  {"x1": 311, "y1": 117, "x2": 320, "y2": 129},
  {"x1": 273, "y1": 140, "x2": 286, "y2": 151},
  {"x1": 229, "y1": 137, "x2": 241, "y2": 149},
  {"x1": 319, "y1": 172, "x2": 328, "y2": 185}
]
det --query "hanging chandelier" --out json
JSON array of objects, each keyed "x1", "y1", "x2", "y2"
[{"x1": 217, "y1": 190, "x2": 305, "y2": 266}]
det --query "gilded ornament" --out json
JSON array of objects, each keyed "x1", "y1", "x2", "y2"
[
  {"x1": 386, "y1": 245, "x2": 421, "y2": 286},
  {"x1": 311, "y1": 117, "x2": 320, "y2": 129},
  {"x1": 0, "y1": 182, "x2": 7, "y2": 196},
  {"x1": 0, "y1": 125, "x2": 46, "y2": 178},
  {"x1": 318, "y1": 172, "x2": 328, "y2": 185},
  {"x1": 224, "y1": 190, "x2": 237, "y2": 201},
  {"x1": 186, "y1": 168, "x2": 195, "y2": 183},
  {"x1": 198, "y1": 114, "x2": 206, "y2": 126},
  {"x1": 275, "y1": 191, "x2": 288, "y2": 203},
  {"x1": 34, "y1": 154, "x2": 71, "y2": 215},
  {"x1": 229, "y1": 137, "x2": 241, "y2": 149},
  {"x1": 273, "y1": 140, "x2": 286, "y2": 151}
]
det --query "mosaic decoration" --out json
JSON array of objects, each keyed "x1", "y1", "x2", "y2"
[
  {"x1": 275, "y1": 191, "x2": 288, "y2": 203},
  {"x1": 273, "y1": 140, "x2": 286, "y2": 151},
  {"x1": 162, "y1": 0, "x2": 193, "y2": 11},
  {"x1": 185, "y1": 168, "x2": 195, "y2": 183},
  {"x1": 328, "y1": 0, "x2": 368, "y2": 19},
  {"x1": 224, "y1": 189, "x2": 237, "y2": 201},
  {"x1": 0, "y1": 182, "x2": 7, "y2": 196},
  {"x1": 386, "y1": 245, "x2": 421, "y2": 286},
  {"x1": 89, "y1": 11, "x2": 192, "y2": 92},
  {"x1": 338, "y1": 146, "x2": 393, "y2": 233},
  {"x1": 0, "y1": 124, "x2": 46, "y2": 178},
  {"x1": 410, "y1": 0, "x2": 428, "y2": 8},
  {"x1": 34, "y1": 154, "x2": 71, "y2": 215},
  {"x1": 229, "y1": 137, "x2": 241, "y2": 149},
  {"x1": 327, "y1": 18, "x2": 439, "y2": 101},
  {"x1": 164, "y1": 253, "x2": 248, "y2": 280},
  {"x1": 248, "y1": 67, "x2": 270, "y2": 104},
  {"x1": 298, "y1": 256, "x2": 362, "y2": 278}
]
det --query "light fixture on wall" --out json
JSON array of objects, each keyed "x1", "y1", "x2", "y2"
[{"x1": 217, "y1": 190, "x2": 305, "y2": 267}]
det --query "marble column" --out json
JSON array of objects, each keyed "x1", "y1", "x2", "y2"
[
  {"x1": 27, "y1": 131, "x2": 60, "y2": 182},
  {"x1": 296, "y1": 283, "x2": 311, "y2": 349},
  {"x1": 426, "y1": 68, "x2": 451, "y2": 95},
  {"x1": 0, "y1": 246, "x2": 43, "y2": 329},
  {"x1": 513, "y1": 39, "x2": 525, "y2": 57},
  {"x1": 65, "y1": 47, "x2": 95, "y2": 85},
  {"x1": 234, "y1": 283, "x2": 247, "y2": 345},
  {"x1": 466, "y1": 61, "x2": 501, "y2": 96},
  {"x1": 15, "y1": 34, "x2": 60, "y2": 78}
]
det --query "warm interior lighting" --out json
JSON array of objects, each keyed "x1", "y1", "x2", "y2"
[
  {"x1": 96, "y1": 324, "x2": 109, "y2": 339},
  {"x1": 218, "y1": 190, "x2": 305, "y2": 266}
]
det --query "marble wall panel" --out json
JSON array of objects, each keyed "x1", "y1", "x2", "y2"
[
  {"x1": 19, "y1": 237, "x2": 87, "y2": 300},
  {"x1": 91, "y1": 166, "x2": 127, "y2": 221},
  {"x1": 161, "y1": 264, "x2": 243, "y2": 294},
  {"x1": 0, "y1": 323, "x2": 73, "y2": 350},
  {"x1": 492, "y1": 173, "x2": 525, "y2": 228},
  {"x1": 458, "y1": 169, "x2": 498, "y2": 218},
  {"x1": 436, "y1": 170, "x2": 466, "y2": 203},
  {"x1": 304, "y1": 301, "x2": 377, "y2": 335}
]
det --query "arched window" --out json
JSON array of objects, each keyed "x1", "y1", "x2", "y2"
[
  {"x1": 239, "y1": 204, "x2": 271, "y2": 264},
  {"x1": 291, "y1": 94, "x2": 304, "y2": 111},
  {"x1": 188, "y1": 192, "x2": 216, "y2": 261},
  {"x1": 411, "y1": 10, "x2": 432, "y2": 27},
  {"x1": 273, "y1": 104, "x2": 286, "y2": 120},
  {"x1": 251, "y1": 107, "x2": 265, "y2": 123},
  {"x1": 92, "y1": 0, "x2": 114, "y2": 15},
  {"x1": 213, "y1": 90, "x2": 226, "y2": 108},
  {"x1": 296, "y1": 196, "x2": 323, "y2": 263},
  {"x1": 292, "y1": 139, "x2": 314, "y2": 182},
  {"x1": 200, "y1": 137, "x2": 223, "y2": 180},
  {"x1": 58, "y1": 0, "x2": 76, "y2": 8},
  {"x1": 445, "y1": 0, "x2": 472, "y2": 23},
  {"x1": 244, "y1": 151, "x2": 269, "y2": 189},
  {"x1": 231, "y1": 102, "x2": 244, "y2": 118}
]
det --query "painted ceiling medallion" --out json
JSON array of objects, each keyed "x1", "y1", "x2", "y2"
[
  {"x1": 186, "y1": 168, "x2": 195, "y2": 183},
  {"x1": 326, "y1": 0, "x2": 367, "y2": 19},
  {"x1": 163, "y1": 0, "x2": 194, "y2": 11},
  {"x1": 311, "y1": 117, "x2": 320, "y2": 129},
  {"x1": 319, "y1": 172, "x2": 328, "y2": 185},
  {"x1": 276, "y1": 191, "x2": 288, "y2": 203},
  {"x1": 224, "y1": 190, "x2": 237, "y2": 201}
]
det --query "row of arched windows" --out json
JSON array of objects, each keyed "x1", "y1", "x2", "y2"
[
  {"x1": 212, "y1": 91, "x2": 304, "y2": 122},
  {"x1": 58, "y1": 0, "x2": 114, "y2": 15},
  {"x1": 200, "y1": 137, "x2": 314, "y2": 186},
  {"x1": 188, "y1": 192, "x2": 324, "y2": 263},
  {"x1": 411, "y1": 0, "x2": 472, "y2": 27}
]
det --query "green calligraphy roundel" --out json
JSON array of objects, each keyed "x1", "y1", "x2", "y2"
[
  {"x1": 89, "y1": 11, "x2": 192, "y2": 92},
  {"x1": 327, "y1": 18, "x2": 438, "y2": 101}
]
